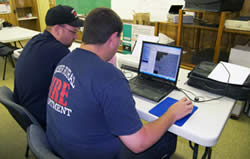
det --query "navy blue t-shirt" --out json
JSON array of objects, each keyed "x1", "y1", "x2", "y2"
[
  {"x1": 13, "y1": 30, "x2": 69, "y2": 127},
  {"x1": 46, "y1": 48, "x2": 143, "y2": 159}
]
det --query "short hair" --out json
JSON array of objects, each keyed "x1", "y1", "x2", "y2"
[{"x1": 82, "y1": 8, "x2": 123, "y2": 44}]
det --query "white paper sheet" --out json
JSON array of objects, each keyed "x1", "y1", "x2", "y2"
[
  {"x1": 208, "y1": 62, "x2": 250, "y2": 85},
  {"x1": 229, "y1": 45, "x2": 250, "y2": 68},
  {"x1": 132, "y1": 34, "x2": 159, "y2": 57},
  {"x1": 131, "y1": 25, "x2": 155, "y2": 41},
  {"x1": 0, "y1": 4, "x2": 10, "y2": 14},
  {"x1": 158, "y1": 33, "x2": 175, "y2": 44}
]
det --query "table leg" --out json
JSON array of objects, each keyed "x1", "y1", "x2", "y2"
[
  {"x1": 189, "y1": 141, "x2": 212, "y2": 159},
  {"x1": 18, "y1": 41, "x2": 23, "y2": 48},
  {"x1": 14, "y1": 41, "x2": 17, "y2": 48},
  {"x1": 189, "y1": 141, "x2": 199, "y2": 159},
  {"x1": 8, "y1": 55, "x2": 15, "y2": 68},
  {"x1": 208, "y1": 148, "x2": 212, "y2": 159},
  {"x1": 202, "y1": 147, "x2": 212, "y2": 159}
]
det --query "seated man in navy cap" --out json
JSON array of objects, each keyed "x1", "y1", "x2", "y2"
[{"x1": 13, "y1": 5, "x2": 84, "y2": 128}]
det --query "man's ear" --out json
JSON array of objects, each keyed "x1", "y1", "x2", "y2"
[
  {"x1": 108, "y1": 32, "x2": 119, "y2": 47},
  {"x1": 53, "y1": 25, "x2": 63, "y2": 35}
]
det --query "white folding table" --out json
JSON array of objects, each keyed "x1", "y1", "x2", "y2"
[
  {"x1": 117, "y1": 54, "x2": 235, "y2": 159},
  {"x1": 0, "y1": 26, "x2": 39, "y2": 47}
]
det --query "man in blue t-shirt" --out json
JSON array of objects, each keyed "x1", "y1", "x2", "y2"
[
  {"x1": 13, "y1": 5, "x2": 84, "y2": 128},
  {"x1": 46, "y1": 8, "x2": 193, "y2": 159}
]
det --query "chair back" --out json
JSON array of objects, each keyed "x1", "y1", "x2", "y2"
[
  {"x1": 0, "y1": 45, "x2": 15, "y2": 56},
  {"x1": 27, "y1": 124, "x2": 61, "y2": 159},
  {"x1": 0, "y1": 86, "x2": 40, "y2": 132}
]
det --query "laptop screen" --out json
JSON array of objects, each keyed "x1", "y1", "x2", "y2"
[{"x1": 138, "y1": 42, "x2": 182, "y2": 83}]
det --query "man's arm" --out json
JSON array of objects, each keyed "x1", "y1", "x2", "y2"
[{"x1": 119, "y1": 97, "x2": 193, "y2": 153}]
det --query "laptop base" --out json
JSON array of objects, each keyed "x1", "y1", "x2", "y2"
[{"x1": 129, "y1": 76, "x2": 174, "y2": 102}]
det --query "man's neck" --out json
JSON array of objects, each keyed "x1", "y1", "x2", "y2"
[{"x1": 80, "y1": 43, "x2": 107, "y2": 61}]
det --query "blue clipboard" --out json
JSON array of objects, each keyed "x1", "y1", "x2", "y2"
[{"x1": 149, "y1": 97, "x2": 198, "y2": 126}]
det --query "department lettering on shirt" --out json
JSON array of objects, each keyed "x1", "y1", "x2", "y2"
[
  {"x1": 48, "y1": 76, "x2": 72, "y2": 117},
  {"x1": 54, "y1": 65, "x2": 75, "y2": 88},
  {"x1": 47, "y1": 98, "x2": 72, "y2": 117}
]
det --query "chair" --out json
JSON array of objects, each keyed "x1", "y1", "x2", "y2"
[
  {"x1": 27, "y1": 124, "x2": 61, "y2": 159},
  {"x1": 0, "y1": 86, "x2": 41, "y2": 158},
  {"x1": 0, "y1": 44, "x2": 16, "y2": 80}
]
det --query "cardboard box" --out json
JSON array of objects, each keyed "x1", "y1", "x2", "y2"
[{"x1": 133, "y1": 13, "x2": 150, "y2": 25}]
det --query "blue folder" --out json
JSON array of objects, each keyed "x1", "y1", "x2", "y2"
[{"x1": 149, "y1": 97, "x2": 198, "y2": 126}]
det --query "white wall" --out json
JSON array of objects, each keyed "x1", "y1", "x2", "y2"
[{"x1": 111, "y1": 0, "x2": 185, "y2": 21}]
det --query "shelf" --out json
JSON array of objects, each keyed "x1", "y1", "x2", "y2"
[
  {"x1": 158, "y1": 22, "x2": 218, "y2": 31},
  {"x1": 16, "y1": 6, "x2": 33, "y2": 9},
  {"x1": 183, "y1": 24, "x2": 218, "y2": 31},
  {"x1": 18, "y1": 16, "x2": 38, "y2": 21},
  {"x1": 176, "y1": 10, "x2": 229, "y2": 64},
  {"x1": 224, "y1": 28, "x2": 250, "y2": 35},
  {"x1": 182, "y1": 9, "x2": 227, "y2": 14}
]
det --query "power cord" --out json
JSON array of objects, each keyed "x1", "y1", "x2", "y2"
[{"x1": 177, "y1": 87, "x2": 224, "y2": 103}]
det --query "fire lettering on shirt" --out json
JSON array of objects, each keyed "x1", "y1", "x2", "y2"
[
  {"x1": 48, "y1": 76, "x2": 72, "y2": 116},
  {"x1": 58, "y1": 80, "x2": 70, "y2": 106},
  {"x1": 49, "y1": 76, "x2": 70, "y2": 106}
]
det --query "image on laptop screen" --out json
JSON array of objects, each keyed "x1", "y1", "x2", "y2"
[{"x1": 139, "y1": 42, "x2": 182, "y2": 83}]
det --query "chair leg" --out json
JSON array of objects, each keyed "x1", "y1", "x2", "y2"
[
  {"x1": 3, "y1": 56, "x2": 7, "y2": 80},
  {"x1": 8, "y1": 54, "x2": 15, "y2": 68},
  {"x1": 25, "y1": 144, "x2": 29, "y2": 158}
]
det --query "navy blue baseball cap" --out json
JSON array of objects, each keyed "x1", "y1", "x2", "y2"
[{"x1": 45, "y1": 5, "x2": 84, "y2": 27}]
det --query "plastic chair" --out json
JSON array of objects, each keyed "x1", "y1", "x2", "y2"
[
  {"x1": 27, "y1": 124, "x2": 61, "y2": 159},
  {"x1": 0, "y1": 44, "x2": 16, "y2": 80},
  {"x1": 0, "y1": 86, "x2": 41, "y2": 158}
]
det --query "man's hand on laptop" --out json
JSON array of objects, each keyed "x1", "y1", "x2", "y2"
[{"x1": 167, "y1": 97, "x2": 193, "y2": 123}]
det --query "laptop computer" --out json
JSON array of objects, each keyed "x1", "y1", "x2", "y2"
[{"x1": 129, "y1": 41, "x2": 182, "y2": 102}]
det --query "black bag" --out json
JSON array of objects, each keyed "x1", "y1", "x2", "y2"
[
  {"x1": 187, "y1": 61, "x2": 250, "y2": 100},
  {"x1": 3, "y1": 21, "x2": 12, "y2": 27}
]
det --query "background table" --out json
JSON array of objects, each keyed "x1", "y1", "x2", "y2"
[{"x1": 0, "y1": 26, "x2": 39, "y2": 47}]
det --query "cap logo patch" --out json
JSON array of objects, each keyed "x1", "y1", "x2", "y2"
[{"x1": 71, "y1": 10, "x2": 77, "y2": 18}]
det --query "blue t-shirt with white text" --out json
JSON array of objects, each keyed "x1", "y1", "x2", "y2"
[{"x1": 46, "y1": 48, "x2": 142, "y2": 159}]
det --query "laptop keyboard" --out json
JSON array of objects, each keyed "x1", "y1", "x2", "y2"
[
  {"x1": 130, "y1": 77, "x2": 171, "y2": 90},
  {"x1": 129, "y1": 77, "x2": 173, "y2": 102}
]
